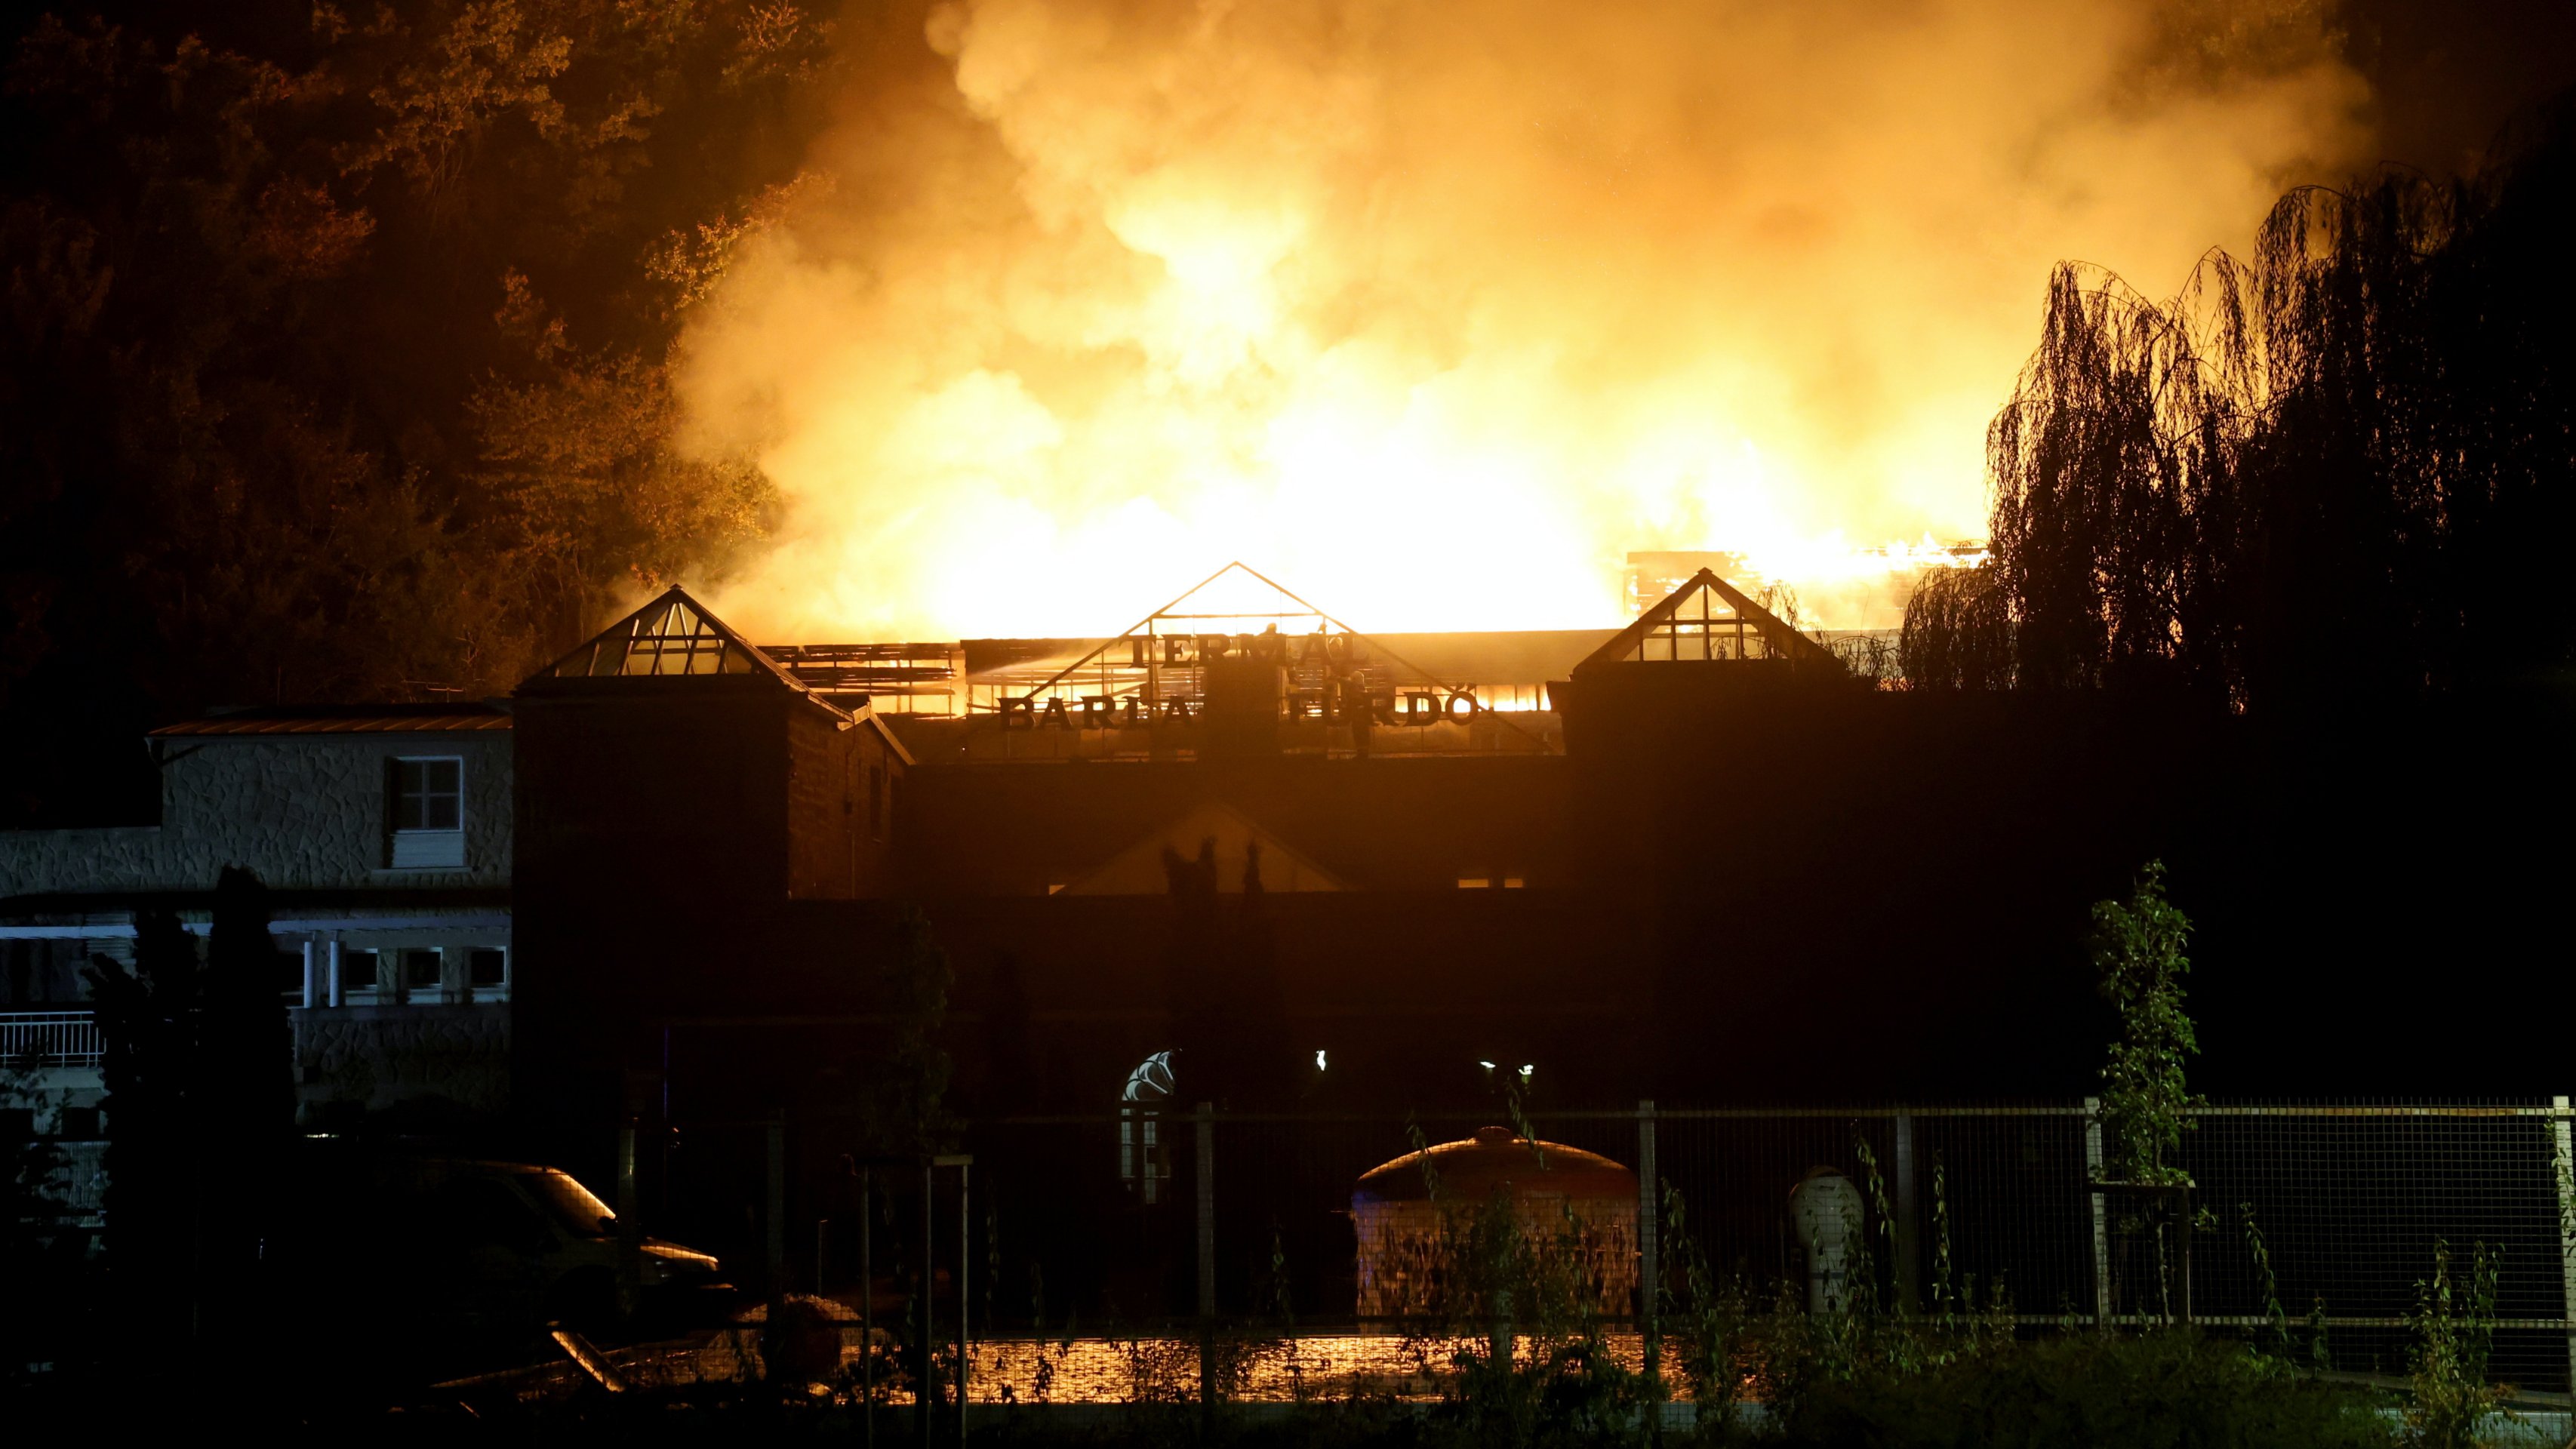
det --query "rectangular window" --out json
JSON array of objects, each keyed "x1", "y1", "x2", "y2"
[
  {"x1": 57, "y1": 1106, "x2": 100, "y2": 1140},
  {"x1": 275, "y1": 949, "x2": 306, "y2": 1000},
  {"x1": 340, "y1": 949, "x2": 380, "y2": 997},
  {"x1": 467, "y1": 949, "x2": 506, "y2": 990},
  {"x1": 402, "y1": 948, "x2": 443, "y2": 999},
  {"x1": 394, "y1": 758, "x2": 462, "y2": 830},
  {"x1": 389, "y1": 757, "x2": 466, "y2": 868}
]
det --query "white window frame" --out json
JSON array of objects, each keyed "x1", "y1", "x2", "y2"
[
  {"x1": 465, "y1": 945, "x2": 511, "y2": 1003},
  {"x1": 389, "y1": 755, "x2": 466, "y2": 869},
  {"x1": 397, "y1": 946, "x2": 445, "y2": 1005},
  {"x1": 335, "y1": 944, "x2": 383, "y2": 1006}
]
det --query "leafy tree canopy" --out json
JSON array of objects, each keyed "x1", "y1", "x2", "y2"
[{"x1": 0, "y1": 0, "x2": 837, "y2": 823}]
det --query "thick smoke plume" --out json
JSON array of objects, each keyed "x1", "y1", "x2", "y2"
[{"x1": 680, "y1": 0, "x2": 2364, "y2": 639}]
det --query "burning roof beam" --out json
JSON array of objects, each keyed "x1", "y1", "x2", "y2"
[{"x1": 1012, "y1": 561, "x2": 1552, "y2": 750}]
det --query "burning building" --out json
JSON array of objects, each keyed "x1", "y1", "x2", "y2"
[
  {"x1": 7, "y1": 554, "x2": 2202, "y2": 1312},
  {"x1": 0, "y1": 558, "x2": 1992, "y2": 1124}
]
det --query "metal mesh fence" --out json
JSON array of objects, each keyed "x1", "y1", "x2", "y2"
[
  {"x1": 683, "y1": 1100, "x2": 2576, "y2": 1404},
  {"x1": 2165, "y1": 1104, "x2": 2574, "y2": 1388}
]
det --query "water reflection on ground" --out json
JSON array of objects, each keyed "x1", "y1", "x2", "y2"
[
  {"x1": 603, "y1": 1326, "x2": 1654, "y2": 1403},
  {"x1": 968, "y1": 1331, "x2": 1651, "y2": 1404}
]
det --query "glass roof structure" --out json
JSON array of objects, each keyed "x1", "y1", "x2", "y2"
[
  {"x1": 522, "y1": 586, "x2": 919, "y2": 764},
  {"x1": 544, "y1": 592, "x2": 765, "y2": 679},
  {"x1": 1573, "y1": 568, "x2": 1841, "y2": 675}
]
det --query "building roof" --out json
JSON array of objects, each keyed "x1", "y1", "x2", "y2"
[
  {"x1": 2, "y1": 887, "x2": 512, "y2": 923},
  {"x1": 524, "y1": 586, "x2": 917, "y2": 765},
  {"x1": 149, "y1": 703, "x2": 513, "y2": 737},
  {"x1": 533, "y1": 586, "x2": 805, "y2": 688},
  {"x1": 1569, "y1": 567, "x2": 1842, "y2": 676},
  {"x1": 1363, "y1": 629, "x2": 1616, "y2": 689}
]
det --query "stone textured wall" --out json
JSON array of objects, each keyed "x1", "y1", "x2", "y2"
[
  {"x1": 785, "y1": 712, "x2": 906, "y2": 900},
  {"x1": 296, "y1": 1002, "x2": 509, "y2": 1115},
  {"x1": 0, "y1": 732, "x2": 511, "y2": 895},
  {"x1": 787, "y1": 709, "x2": 867, "y2": 899}
]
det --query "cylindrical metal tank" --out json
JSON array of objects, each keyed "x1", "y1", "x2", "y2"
[
  {"x1": 1351, "y1": 1124, "x2": 1639, "y2": 1318},
  {"x1": 1789, "y1": 1167, "x2": 1860, "y2": 1314}
]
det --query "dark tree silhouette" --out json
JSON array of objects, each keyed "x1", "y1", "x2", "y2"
[
  {"x1": 1897, "y1": 565, "x2": 2014, "y2": 691},
  {"x1": 82, "y1": 909, "x2": 197, "y2": 1348},
  {"x1": 1904, "y1": 95, "x2": 2576, "y2": 709},
  {"x1": 75, "y1": 869, "x2": 295, "y2": 1366},
  {"x1": 859, "y1": 910, "x2": 955, "y2": 1159},
  {"x1": 0, "y1": 2, "x2": 837, "y2": 824},
  {"x1": 1, "y1": 1054, "x2": 81, "y2": 1384}
]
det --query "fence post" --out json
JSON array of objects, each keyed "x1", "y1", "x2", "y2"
[
  {"x1": 920, "y1": 1161, "x2": 935, "y2": 1449},
  {"x1": 1893, "y1": 1111, "x2": 1918, "y2": 1314},
  {"x1": 765, "y1": 1118, "x2": 786, "y2": 1300},
  {"x1": 1196, "y1": 1101, "x2": 1217, "y2": 1318},
  {"x1": 860, "y1": 1166, "x2": 874, "y2": 1449},
  {"x1": 2176, "y1": 1186, "x2": 2193, "y2": 1327},
  {"x1": 617, "y1": 1119, "x2": 641, "y2": 1314},
  {"x1": 2553, "y1": 1095, "x2": 2576, "y2": 1396},
  {"x1": 1196, "y1": 1101, "x2": 1217, "y2": 1425},
  {"x1": 957, "y1": 1162, "x2": 970, "y2": 1447},
  {"x1": 2084, "y1": 1096, "x2": 2110, "y2": 1330},
  {"x1": 1638, "y1": 1098, "x2": 1660, "y2": 1435}
]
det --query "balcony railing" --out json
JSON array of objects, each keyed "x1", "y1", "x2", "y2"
[{"x1": 0, "y1": 1011, "x2": 103, "y2": 1069}]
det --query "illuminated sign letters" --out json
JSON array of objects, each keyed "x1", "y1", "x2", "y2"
[{"x1": 996, "y1": 685, "x2": 1479, "y2": 730}]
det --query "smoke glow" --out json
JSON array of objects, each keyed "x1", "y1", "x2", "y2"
[{"x1": 679, "y1": 0, "x2": 2365, "y2": 638}]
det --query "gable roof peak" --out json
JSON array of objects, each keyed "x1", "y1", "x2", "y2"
[
  {"x1": 528, "y1": 585, "x2": 808, "y2": 692},
  {"x1": 1570, "y1": 566, "x2": 1842, "y2": 676}
]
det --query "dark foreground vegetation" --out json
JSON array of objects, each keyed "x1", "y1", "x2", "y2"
[
  {"x1": 299, "y1": 1333, "x2": 2452, "y2": 1449},
  {"x1": 14, "y1": 872, "x2": 2544, "y2": 1447}
]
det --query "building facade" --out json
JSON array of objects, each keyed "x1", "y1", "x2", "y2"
[
  {"x1": 6, "y1": 565, "x2": 2200, "y2": 1294},
  {"x1": 1, "y1": 704, "x2": 517, "y2": 1146}
]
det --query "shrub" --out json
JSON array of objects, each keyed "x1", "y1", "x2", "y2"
[{"x1": 1784, "y1": 1330, "x2": 2393, "y2": 1449}]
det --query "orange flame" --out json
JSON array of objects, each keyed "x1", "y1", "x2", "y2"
[{"x1": 679, "y1": 0, "x2": 2365, "y2": 640}]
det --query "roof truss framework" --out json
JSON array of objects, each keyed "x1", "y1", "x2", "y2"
[
  {"x1": 1013, "y1": 561, "x2": 1501, "y2": 712},
  {"x1": 1011, "y1": 562, "x2": 1346, "y2": 704},
  {"x1": 1572, "y1": 568, "x2": 1841, "y2": 676}
]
